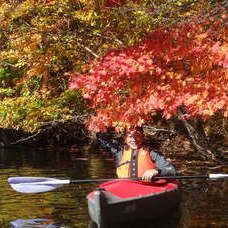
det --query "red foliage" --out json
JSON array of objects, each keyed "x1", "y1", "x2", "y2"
[
  {"x1": 104, "y1": 0, "x2": 126, "y2": 7},
  {"x1": 104, "y1": 0, "x2": 139, "y2": 8},
  {"x1": 69, "y1": 16, "x2": 228, "y2": 131},
  {"x1": 43, "y1": 0, "x2": 54, "y2": 2}
]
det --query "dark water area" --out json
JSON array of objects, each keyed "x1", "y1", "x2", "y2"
[{"x1": 0, "y1": 146, "x2": 227, "y2": 228}]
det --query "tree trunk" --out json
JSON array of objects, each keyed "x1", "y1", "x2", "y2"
[
  {"x1": 175, "y1": 108, "x2": 216, "y2": 160},
  {"x1": 0, "y1": 129, "x2": 10, "y2": 147}
]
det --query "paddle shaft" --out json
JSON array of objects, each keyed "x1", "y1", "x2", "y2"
[{"x1": 69, "y1": 175, "x2": 210, "y2": 184}]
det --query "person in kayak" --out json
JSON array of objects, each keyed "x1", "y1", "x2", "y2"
[{"x1": 97, "y1": 126, "x2": 176, "y2": 181}]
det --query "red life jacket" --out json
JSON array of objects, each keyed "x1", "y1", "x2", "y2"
[{"x1": 116, "y1": 147, "x2": 156, "y2": 178}]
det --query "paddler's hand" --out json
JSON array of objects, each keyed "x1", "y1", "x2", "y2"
[{"x1": 142, "y1": 169, "x2": 159, "y2": 182}]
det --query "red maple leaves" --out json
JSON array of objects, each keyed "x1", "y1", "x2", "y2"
[
  {"x1": 69, "y1": 15, "x2": 228, "y2": 131},
  {"x1": 43, "y1": 0, "x2": 54, "y2": 3},
  {"x1": 104, "y1": 0, "x2": 139, "y2": 8}
]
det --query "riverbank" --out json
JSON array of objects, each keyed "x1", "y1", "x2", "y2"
[
  {"x1": 0, "y1": 116, "x2": 227, "y2": 165},
  {"x1": 0, "y1": 117, "x2": 91, "y2": 148}
]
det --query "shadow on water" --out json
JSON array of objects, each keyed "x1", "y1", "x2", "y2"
[{"x1": 87, "y1": 210, "x2": 181, "y2": 228}]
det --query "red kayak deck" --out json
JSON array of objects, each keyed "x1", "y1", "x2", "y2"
[
  {"x1": 89, "y1": 180, "x2": 178, "y2": 199},
  {"x1": 87, "y1": 180, "x2": 180, "y2": 227}
]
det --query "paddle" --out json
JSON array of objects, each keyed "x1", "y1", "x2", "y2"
[{"x1": 8, "y1": 174, "x2": 228, "y2": 194}]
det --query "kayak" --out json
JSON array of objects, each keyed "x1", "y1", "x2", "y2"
[{"x1": 87, "y1": 179, "x2": 180, "y2": 227}]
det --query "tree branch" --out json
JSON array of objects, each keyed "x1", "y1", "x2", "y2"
[
  {"x1": 81, "y1": 45, "x2": 99, "y2": 58},
  {"x1": 177, "y1": 108, "x2": 216, "y2": 160}
]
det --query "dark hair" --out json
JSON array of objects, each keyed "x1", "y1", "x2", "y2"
[{"x1": 124, "y1": 126, "x2": 144, "y2": 135}]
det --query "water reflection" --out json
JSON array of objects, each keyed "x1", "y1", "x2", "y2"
[
  {"x1": 10, "y1": 218, "x2": 62, "y2": 228},
  {"x1": 0, "y1": 146, "x2": 227, "y2": 228},
  {"x1": 0, "y1": 146, "x2": 115, "y2": 228}
]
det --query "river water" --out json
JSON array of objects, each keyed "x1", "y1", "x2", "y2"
[{"x1": 0, "y1": 146, "x2": 227, "y2": 228}]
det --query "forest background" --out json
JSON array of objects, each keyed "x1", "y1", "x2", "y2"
[{"x1": 0, "y1": 0, "x2": 227, "y2": 161}]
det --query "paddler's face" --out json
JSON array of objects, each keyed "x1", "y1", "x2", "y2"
[{"x1": 125, "y1": 130, "x2": 143, "y2": 150}]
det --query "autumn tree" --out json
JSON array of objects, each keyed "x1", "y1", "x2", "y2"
[
  {"x1": 69, "y1": 3, "x2": 227, "y2": 158},
  {"x1": 0, "y1": 0, "x2": 120, "y2": 132}
]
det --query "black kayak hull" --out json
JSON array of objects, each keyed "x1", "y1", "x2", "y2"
[{"x1": 87, "y1": 180, "x2": 180, "y2": 227}]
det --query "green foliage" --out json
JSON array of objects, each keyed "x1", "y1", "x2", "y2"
[
  {"x1": 0, "y1": 90, "x2": 89, "y2": 132},
  {"x1": 0, "y1": 67, "x2": 20, "y2": 82},
  {"x1": 0, "y1": 88, "x2": 15, "y2": 98}
]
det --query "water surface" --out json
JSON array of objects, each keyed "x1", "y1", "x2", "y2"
[{"x1": 0, "y1": 146, "x2": 227, "y2": 227}]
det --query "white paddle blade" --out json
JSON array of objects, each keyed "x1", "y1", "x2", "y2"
[
  {"x1": 209, "y1": 174, "x2": 228, "y2": 179},
  {"x1": 10, "y1": 218, "x2": 54, "y2": 227},
  {"x1": 8, "y1": 177, "x2": 70, "y2": 194}
]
